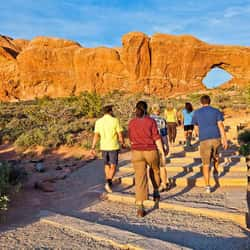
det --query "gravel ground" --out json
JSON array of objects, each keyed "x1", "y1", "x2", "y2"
[
  {"x1": 118, "y1": 185, "x2": 246, "y2": 212},
  {"x1": 79, "y1": 200, "x2": 250, "y2": 250},
  {"x1": 0, "y1": 222, "x2": 120, "y2": 250}
]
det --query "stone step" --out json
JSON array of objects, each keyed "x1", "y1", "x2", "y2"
[
  {"x1": 119, "y1": 162, "x2": 248, "y2": 174},
  {"x1": 119, "y1": 171, "x2": 248, "y2": 187},
  {"x1": 106, "y1": 193, "x2": 247, "y2": 228},
  {"x1": 167, "y1": 157, "x2": 201, "y2": 164},
  {"x1": 170, "y1": 154, "x2": 245, "y2": 164},
  {"x1": 39, "y1": 211, "x2": 189, "y2": 250}
]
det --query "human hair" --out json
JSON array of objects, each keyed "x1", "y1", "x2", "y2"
[
  {"x1": 166, "y1": 101, "x2": 174, "y2": 111},
  {"x1": 185, "y1": 102, "x2": 193, "y2": 113},
  {"x1": 152, "y1": 103, "x2": 160, "y2": 114},
  {"x1": 135, "y1": 101, "x2": 147, "y2": 118},
  {"x1": 103, "y1": 105, "x2": 113, "y2": 114},
  {"x1": 200, "y1": 95, "x2": 211, "y2": 105}
]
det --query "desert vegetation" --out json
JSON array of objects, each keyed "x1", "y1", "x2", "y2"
[
  {"x1": 0, "y1": 88, "x2": 249, "y2": 151},
  {"x1": 0, "y1": 161, "x2": 26, "y2": 211}
]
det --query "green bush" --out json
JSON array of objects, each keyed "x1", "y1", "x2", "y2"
[
  {"x1": 14, "y1": 128, "x2": 47, "y2": 148},
  {"x1": 238, "y1": 130, "x2": 250, "y2": 144},
  {"x1": 0, "y1": 162, "x2": 11, "y2": 211},
  {"x1": 239, "y1": 143, "x2": 250, "y2": 156},
  {"x1": 0, "y1": 162, "x2": 27, "y2": 211}
]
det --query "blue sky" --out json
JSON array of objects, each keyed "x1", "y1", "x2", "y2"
[{"x1": 1, "y1": 0, "x2": 249, "y2": 87}]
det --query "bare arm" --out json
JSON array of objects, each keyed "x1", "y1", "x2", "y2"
[
  {"x1": 156, "y1": 139, "x2": 166, "y2": 166},
  {"x1": 118, "y1": 131, "x2": 126, "y2": 148},
  {"x1": 194, "y1": 125, "x2": 199, "y2": 137},
  {"x1": 217, "y1": 121, "x2": 228, "y2": 149},
  {"x1": 91, "y1": 133, "x2": 99, "y2": 155}
]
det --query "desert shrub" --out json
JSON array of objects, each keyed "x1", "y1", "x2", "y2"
[
  {"x1": 14, "y1": 128, "x2": 48, "y2": 148},
  {"x1": 0, "y1": 162, "x2": 10, "y2": 211},
  {"x1": 238, "y1": 130, "x2": 250, "y2": 156},
  {"x1": 0, "y1": 162, "x2": 27, "y2": 211},
  {"x1": 238, "y1": 130, "x2": 250, "y2": 144},
  {"x1": 239, "y1": 143, "x2": 250, "y2": 156},
  {"x1": 187, "y1": 93, "x2": 201, "y2": 104}
]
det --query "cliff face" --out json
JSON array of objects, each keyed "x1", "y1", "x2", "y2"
[{"x1": 0, "y1": 32, "x2": 249, "y2": 101}]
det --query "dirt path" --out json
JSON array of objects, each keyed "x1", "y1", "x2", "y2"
[{"x1": 0, "y1": 118, "x2": 249, "y2": 249}]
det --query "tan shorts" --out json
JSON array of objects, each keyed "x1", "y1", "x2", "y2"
[{"x1": 200, "y1": 138, "x2": 221, "y2": 165}]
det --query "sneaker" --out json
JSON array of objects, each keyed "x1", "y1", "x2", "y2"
[
  {"x1": 205, "y1": 186, "x2": 211, "y2": 194},
  {"x1": 153, "y1": 190, "x2": 160, "y2": 202},
  {"x1": 137, "y1": 207, "x2": 146, "y2": 217},
  {"x1": 158, "y1": 183, "x2": 167, "y2": 192},
  {"x1": 104, "y1": 183, "x2": 112, "y2": 193}
]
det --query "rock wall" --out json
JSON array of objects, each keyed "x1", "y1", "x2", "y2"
[{"x1": 0, "y1": 32, "x2": 249, "y2": 101}]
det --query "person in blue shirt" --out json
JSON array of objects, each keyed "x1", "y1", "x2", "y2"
[
  {"x1": 192, "y1": 95, "x2": 228, "y2": 193},
  {"x1": 181, "y1": 102, "x2": 194, "y2": 147}
]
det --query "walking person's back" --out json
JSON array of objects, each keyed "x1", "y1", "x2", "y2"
[
  {"x1": 91, "y1": 105, "x2": 125, "y2": 193},
  {"x1": 150, "y1": 103, "x2": 169, "y2": 192},
  {"x1": 164, "y1": 101, "x2": 178, "y2": 146},
  {"x1": 128, "y1": 101, "x2": 166, "y2": 217},
  {"x1": 192, "y1": 95, "x2": 228, "y2": 193}
]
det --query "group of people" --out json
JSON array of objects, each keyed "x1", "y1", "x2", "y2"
[{"x1": 91, "y1": 95, "x2": 228, "y2": 217}]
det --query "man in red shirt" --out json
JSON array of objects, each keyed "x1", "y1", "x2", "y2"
[{"x1": 128, "y1": 101, "x2": 166, "y2": 217}]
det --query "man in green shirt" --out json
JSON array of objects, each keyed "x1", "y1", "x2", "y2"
[{"x1": 91, "y1": 105, "x2": 125, "y2": 193}]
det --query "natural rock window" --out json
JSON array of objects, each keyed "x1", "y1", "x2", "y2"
[{"x1": 203, "y1": 67, "x2": 232, "y2": 88}]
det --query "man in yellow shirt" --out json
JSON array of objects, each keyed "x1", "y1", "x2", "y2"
[{"x1": 91, "y1": 105, "x2": 125, "y2": 193}]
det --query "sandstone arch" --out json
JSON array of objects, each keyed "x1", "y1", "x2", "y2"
[
  {"x1": 0, "y1": 32, "x2": 249, "y2": 101},
  {"x1": 202, "y1": 65, "x2": 232, "y2": 88}
]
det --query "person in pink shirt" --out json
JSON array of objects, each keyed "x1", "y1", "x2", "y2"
[{"x1": 128, "y1": 101, "x2": 166, "y2": 217}]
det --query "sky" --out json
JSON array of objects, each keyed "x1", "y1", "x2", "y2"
[{"x1": 1, "y1": 0, "x2": 249, "y2": 88}]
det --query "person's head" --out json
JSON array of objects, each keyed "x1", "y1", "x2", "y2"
[
  {"x1": 185, "y1": 102, "x2": 193, "y2": 113},
  {"x1": 200, "y1": 95, "x2": 211, "y2": 106},
  {"x1": 166, "y1": 101, "x2": 174, "y2": 111},
  {"x1": 135, "y1": 101, "x2": 148, "y2": 118},
  {"x1": 103, "y1": 105, "x2": 113, "y2": 115},
  {"x1": 152, "y1": 103, "x2": 160, "y2": 115}
]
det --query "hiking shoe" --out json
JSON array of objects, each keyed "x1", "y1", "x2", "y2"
[
  {"x1": 213, "y1": 168, "x2": 220, "y2": 176},
  {"x1": 104, "y1": 183, "x2": 112, "y2": 193},
  {"x1": 158, "y1": 183, "x2": 167, "y2": 192},
  {"x1": 137, "y1": 207, "x2": 146, "y2": 217},
  {"x1": 205, "y1": 186, "x2": 211, "y2": 194},
  {"x1": 153, "y1": 190, "x2": 160, "y2": 202}
]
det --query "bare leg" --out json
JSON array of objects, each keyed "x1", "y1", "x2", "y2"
[
  {"x1": 202, "y1": 164, "x2": 210, "y2": 186},
  {"x1": 160, "y1": 167, "x2": 168, "y2": 186},
  {"x1": 213, "y1": 156, "x2": 219, "y2": 174},
  {"x1": 187, "y1": 131, "x2": 192, "y2": 146},
  {"x1": 105, "y1": 164, "x2": 116, "y2": 180},
  {"x1": 184, "y1": 130, "x2": 188, "y2": 144}
]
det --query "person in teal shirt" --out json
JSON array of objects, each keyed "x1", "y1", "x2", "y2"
[{"x1": 181, "y1": 102, "x2": 194, "y2": 147}]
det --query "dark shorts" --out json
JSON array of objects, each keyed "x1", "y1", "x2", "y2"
[
  {"x1": 102, "y1": 150, "x2": 119, "y2": 166},
  {"x1": 184, "y1": 125, "x2": 194, "y2": 131}
]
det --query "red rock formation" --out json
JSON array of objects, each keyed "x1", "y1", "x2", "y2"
[{"x1": 0, "y1": 32, "x2": 249, "y2": 101}]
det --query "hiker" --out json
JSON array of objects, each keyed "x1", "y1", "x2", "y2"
[
  {"x1": 192, "y1": 95, "x2": 228, "y2": 193},
  {"x1": 128, "y1": 101, "x2": 166, "y2": 217},
  {"x1": 91, "y1": 105, "x2": 125, "y2": 193},
  {"x1": 150, "y1": 103, "x2": 169, "y2": 192},
  {"x1": 181, "y1": 102, "x2": 194, "y2": 147},
  {"x1": 164, "y1": 101, "x2": 178, "y2": 146}
]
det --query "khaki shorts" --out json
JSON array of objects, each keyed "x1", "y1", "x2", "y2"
[{"x1": 200, "y1": 138, "x2": 221, "y2": 165}]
